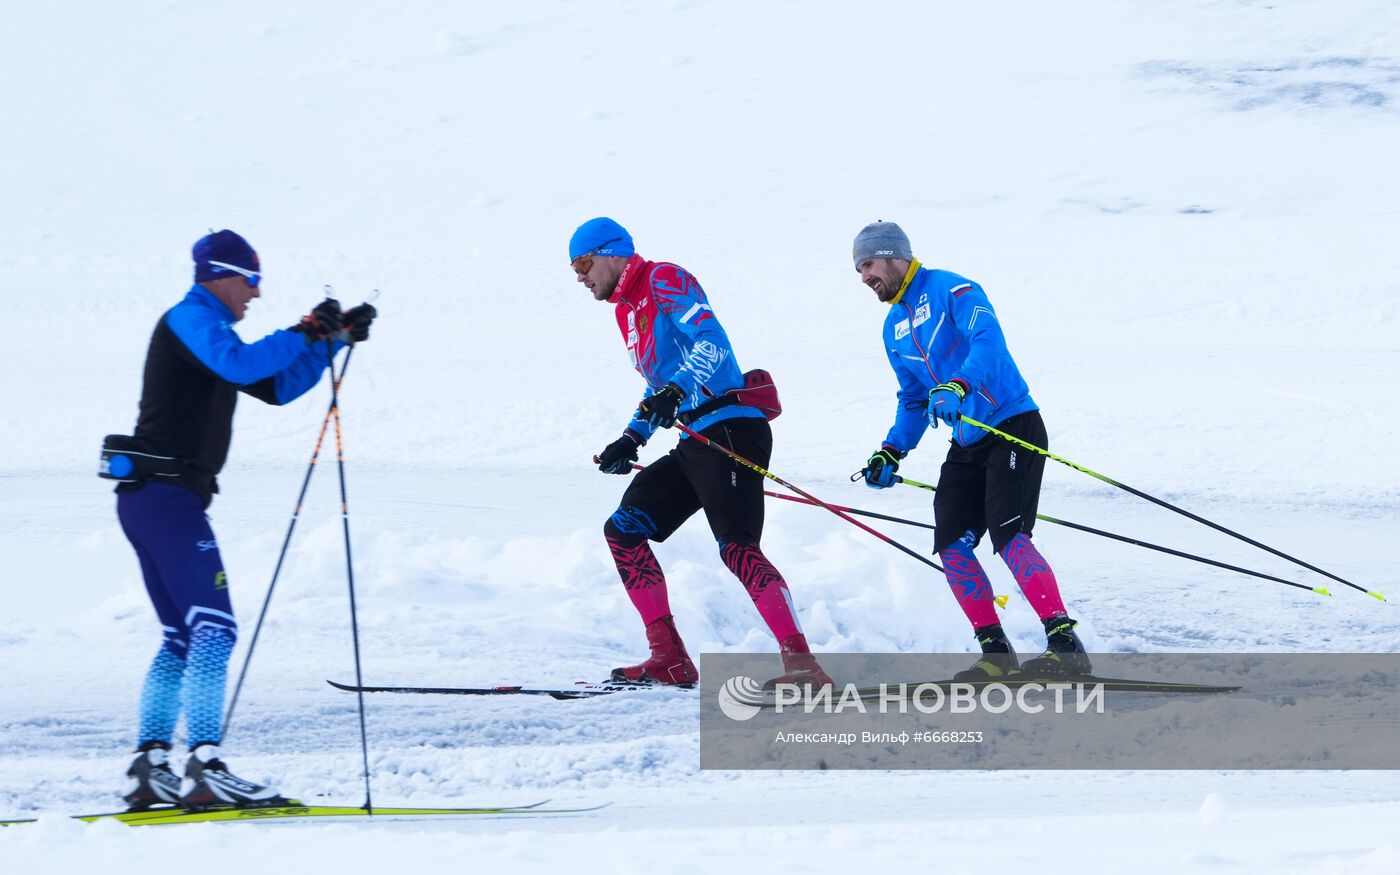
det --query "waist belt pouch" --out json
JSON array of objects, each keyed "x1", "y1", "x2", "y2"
[
  {"x1": 728, "y1": 369, "x2": 782, "y2": 421},
  {"x1": 98, "y1": 435, "x2": 189, "y2": 482},
  {"x1": 684, "y1": 369, "x2": 784, "y2": 425}
]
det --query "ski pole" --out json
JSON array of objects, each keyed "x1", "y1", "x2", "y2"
[
  {"x1": 894, "y1": 475, "x2": 1327, "y2": 595},
  {"x1": 605, "y1": 458, "x2": 936, "y2": 532},
  {"x1": 671, "y1": 423, "x2": 950, "y2": 575},
  {"x1": 223, "y1": 349, "x2": 352, "y2": 738},
  {"x1": 959, "y1": 415, "x2": 1382, "y2": 601},
  {"x1": 763, "y1": 488, "x2": 936, "y2": 531},
  {"x1": 325, "y1": 339, "x2": 375, "y2": 815}
]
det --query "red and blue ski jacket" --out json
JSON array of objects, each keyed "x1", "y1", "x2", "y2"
[
  {"x1": 610, "y1": 254, "x2": 765, "y2": 441},
  {"x1": 881, "y1": 264, "x2": 1037, "y2": 453}
]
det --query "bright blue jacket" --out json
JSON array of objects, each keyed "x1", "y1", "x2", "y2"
[
  {"x1": 166, "y1": 286, "x2": 341, "y2": 402},
  {"x1": 610, "y1": 254, "x2": 765, "y2": 441},
  {"x1": 128, "y1": 286, "x2": 343, "y2": 500},
  {"x1": 881, "y1": 265, "x2": 1037, "y2": 453}
]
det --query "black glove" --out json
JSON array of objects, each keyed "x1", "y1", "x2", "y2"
[
  {"x1": 638, "y1": 383, "x2": 685, "y2": 429},
  {"x1": 292, "y1": 298, "x2": 343, "y2": 343},
  {"x1": 342, "y1": 303, "x2": 377, "y2": 343},
  {"x1": 597, "y1": 431, "x2": 644, "y2": 474},
  {"x1": 862, "y1": 446, "x2": 902, "y2": 489}
]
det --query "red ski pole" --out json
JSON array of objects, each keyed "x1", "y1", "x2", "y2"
[
  {"x1": 606, "y1": 458, "x2": 937, "y2": 532},
  {"x1": 671, "y1": 423, "x2": 947, "y2": 574}
]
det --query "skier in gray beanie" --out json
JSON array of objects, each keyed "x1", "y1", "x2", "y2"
[
  {"x1": 850, "y1": 219, "x2": 1093, "y2": 683},
  {"x1": 851, "y1": 221, "x2": 913, "y2": 268}
]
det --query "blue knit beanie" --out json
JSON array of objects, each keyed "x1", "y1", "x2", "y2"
[
  {"x1": 569, "y1": 217, "x2": 635, "y2": 262},
  {"x1": 852, "y1": 221, "x2": 913, "y2": 268},
  {"x1": 193, "y1": 230, "x2": 260, "y2": 282}
]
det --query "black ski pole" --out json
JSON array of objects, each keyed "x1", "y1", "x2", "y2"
[
  {"x1": 601, "y1": 444, "x2": 1008, "y2": 608},
  {"x1": 669, "y1": 425, "x2": 1018, "y2": 607},
  {"x1": 223, "y1": 349, "x2": 353, "y2": 738},
  {"x1": 891, "y1": 475, "x2": 1327, "y2": 596},
  {"x1": 960, "y1": 415, "x2": 1384, "y2": 602},
  {"x1": 765, "y1": 487, "x2": 937, "y2": 531},
  {"x1": 325, "y1": 338, "x2": 374, "y2": 815},
  {"x1": 613, "y1": 458, "x2": 937, "y2": 531}
]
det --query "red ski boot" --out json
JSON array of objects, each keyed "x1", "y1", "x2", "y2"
[
  {"x1": 611, "y1": 616, "x2": 698, "y2": 686},
  {"x1": 764, "y1": 634, "x2": 834, "y2": 691}
]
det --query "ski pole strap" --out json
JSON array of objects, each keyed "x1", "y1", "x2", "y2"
[{"x1": 958, "y1": 415, "x2": 1383, "y2": 601}]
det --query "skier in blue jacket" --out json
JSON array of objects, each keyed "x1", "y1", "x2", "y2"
[
  {"x1": 109, "y1": 229, "x2": 376, "y2": 811},
  {"x1": 851, "y1": 221, "x2": 1090, "y2": 679},
  {"x1": 573, "y1": 217, "x2": 829, "y2": 690}
]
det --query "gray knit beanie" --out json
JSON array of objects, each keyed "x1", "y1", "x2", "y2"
[{"x1": 852, "y1": 221, "x2": 913, "y2": 268}]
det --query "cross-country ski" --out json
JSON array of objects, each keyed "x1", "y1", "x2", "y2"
[{"x1": 0, "y1": 800, "x2": 607, "y2": 828}]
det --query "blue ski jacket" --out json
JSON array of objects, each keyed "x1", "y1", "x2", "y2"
[
  {"x1": 880, "y1": 264, "x2": 1037, "y2": 453},
  {"x1": 610, "y1": 254, "x2": 765, "y2": 441},
  {"x1": 126, "y1": 285, "x2": 342, "y2": 502}
]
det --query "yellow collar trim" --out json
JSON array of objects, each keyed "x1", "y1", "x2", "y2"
[{"x1": 886, "y1": 259, "x2": 921, "y2": 306}]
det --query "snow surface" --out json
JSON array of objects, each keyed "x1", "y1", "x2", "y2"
[{"x1": 2, "y1": 1, "x2": 1399, "y2": 872}]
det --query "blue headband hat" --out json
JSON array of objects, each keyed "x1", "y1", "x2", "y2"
[{"x1": 569, "y1": 217, "x2": 635, "y2": 262}]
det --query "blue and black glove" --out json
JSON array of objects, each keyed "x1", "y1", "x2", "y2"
[
  {"x1": 638, "y1": 383, "x2": 686, "y2": 429},
  {"x1": 862, "y1": 447, "x2": 902, "y2": 489},
  {"x1": 597, "y1": 431, "x2": 644, "y2": 474},
  {"x1": 928, "y1": 379, "x2": 969, "y2": 427}
]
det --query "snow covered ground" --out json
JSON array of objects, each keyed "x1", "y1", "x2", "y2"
[{"x1": 2, "y1": 1, "x2": 1398, "y2": 871}]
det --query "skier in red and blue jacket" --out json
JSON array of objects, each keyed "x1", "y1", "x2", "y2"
[
  {"x1": 851, "y1": 221, "x2": 1091, "y2": 679},
  {"x1": 572, "y1": 217, "x2": 830, "y2": 689}
]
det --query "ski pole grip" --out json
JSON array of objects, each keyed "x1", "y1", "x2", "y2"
[{"x1": 591, "y1": 454, "x2": 638, "y2": 473}]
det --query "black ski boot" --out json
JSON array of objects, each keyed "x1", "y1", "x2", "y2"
[
  {"x1": 123, "y1": 742, "x2": 182, "y2": 811},
  {"x1": 179, "y1": 744, "x2": 290, "y2": 811},
  {"x1": 1020, "y1": 615, "x2": 1092, "y2": 676},
  {"x1": 953, "y1": 623, "x2": 1020, "y2": 681}
]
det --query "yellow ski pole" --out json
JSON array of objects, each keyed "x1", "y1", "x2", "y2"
[
  {"x1": 957, "y1": 416, "x2": 1382, "y2": 601},
  {"x1": 895, "y1": 475, "x2": 1328, "y2": 596}
]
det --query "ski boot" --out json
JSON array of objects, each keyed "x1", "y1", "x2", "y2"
[
  {"x1": 763, "y1": 633, "x2": 834, "y2": 691},
  {"x1": 953, "y1": 623, "x2": 1020, "y2": 682},
  {"x1": 611, "y1": 615, "x2": 699, "y2": 686},
  {"x1": 123, "y1": 742, "x2": 183, "y2": 811},
  {"x1": 1020, "y1": 615, "x2": 1092, "y2": 676},
  {"x1": 179, "y1": 744, "x2": 289, "y2": 811}
]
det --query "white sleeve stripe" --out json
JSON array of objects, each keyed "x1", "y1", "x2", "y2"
[
  {"x1": 950, "y1": 283, "x2": 973, "y2": 293},
  {"x1": 679, "y1": 302, "x2": 712, "y2": 324}
]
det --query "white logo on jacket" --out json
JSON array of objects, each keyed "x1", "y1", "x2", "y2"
[{"x1": 894, "y1": 319, "x2": 910, "y2": 340}]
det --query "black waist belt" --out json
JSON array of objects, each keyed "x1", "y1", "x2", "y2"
[
  {"x1": 678, "y1": 394, "x2": 741, "y2": 427},
  {"x1": 99, "y1": 434, "x2": 210, "y2": 486}
]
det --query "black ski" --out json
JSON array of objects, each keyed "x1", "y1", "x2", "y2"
[{"x1": 327, "y1": 679, "x2": 696, "y2": 699}]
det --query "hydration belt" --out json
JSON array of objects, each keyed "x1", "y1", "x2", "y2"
[
  {"x1": 98, "y1": 434, "x2": 202, "y2": 484},
  {"x1": 677, "y1": 369, "x2": 783, "y2": 427}
]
